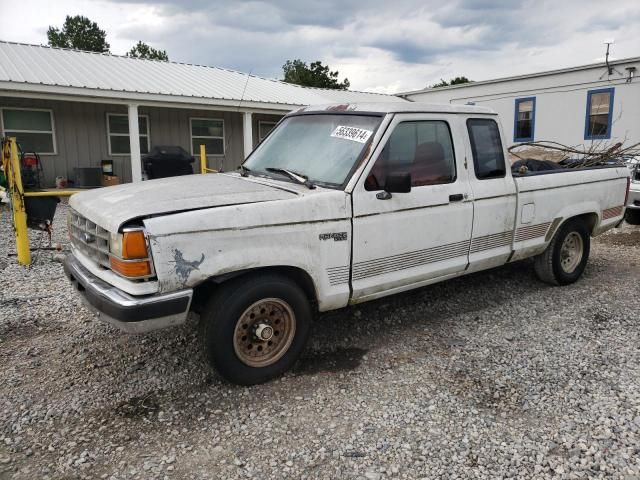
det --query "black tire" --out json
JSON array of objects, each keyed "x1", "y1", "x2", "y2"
[
  {"x1": 200, "y1": 273, "x2": 312, "y2": 385},
  {"x1": 625, "y1": 208, "x2": 640, "y2": 225},
  {"x1": 534, "y1": 218, "x2": 590, "y2": 286}
]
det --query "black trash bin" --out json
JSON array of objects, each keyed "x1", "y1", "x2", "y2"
[{"x1": 143, "y1": 146, "x2": 195, "y2": 179}]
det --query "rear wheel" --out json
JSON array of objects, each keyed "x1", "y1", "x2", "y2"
[
  {"x1": 200, "y1": 273, "x2": 312, "y2": 385},
  {"x1": 534, "y1": 219, "x2": 590, "y2": 285},
  {"x1": 625, "y1": 208, "x2": 640, "y2": 225}
]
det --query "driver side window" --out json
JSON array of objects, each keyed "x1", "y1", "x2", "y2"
[{"x1": 364, "y1": 120, "x2": 456, "y2": 191}]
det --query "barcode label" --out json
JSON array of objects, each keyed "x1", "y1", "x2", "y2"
[{"x1": 331, "y1": 125, "x2": 373, "y2": 143}]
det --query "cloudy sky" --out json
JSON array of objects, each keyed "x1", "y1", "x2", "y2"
[{"x1": 2, "y1": 0, "x2": 640, "y2": 93}]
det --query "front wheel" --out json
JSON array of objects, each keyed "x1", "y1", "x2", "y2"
[
  {"x1": 200, "y1": 273, "x2": 312, "y2": 385},
  {"x1": 534, "y1": 219, "x2": 590, "y2": 286}
]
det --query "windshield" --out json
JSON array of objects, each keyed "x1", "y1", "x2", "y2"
[{"x1": 244, "y1": 114, "x2": 382, "y2": 187}]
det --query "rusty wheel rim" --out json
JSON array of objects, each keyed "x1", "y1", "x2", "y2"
[{"x1": 233, "y1": 298, "x2": 296, "y2": 368}]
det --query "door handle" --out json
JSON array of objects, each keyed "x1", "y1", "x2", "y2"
[{"x1": 449, "y1": 193, "x2": 464, "y2": 202}]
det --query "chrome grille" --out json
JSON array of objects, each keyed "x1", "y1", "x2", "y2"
[{"x1": 68, "y1": 209, "x2": 111, "y2": 268}]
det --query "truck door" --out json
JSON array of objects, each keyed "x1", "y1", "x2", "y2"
[
  {"x1": 464, "y1": 117, "x2": 517, "y2": 272},
  {"x1": 350, "y1": 114, "x2": 473, "y2": 302}
]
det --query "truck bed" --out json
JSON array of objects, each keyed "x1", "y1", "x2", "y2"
[{"x1": 508, "y1": 165, "x2": 628, "y2": 262}]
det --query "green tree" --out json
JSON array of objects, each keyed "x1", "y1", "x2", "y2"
[
  {"x1": 429, "y1": 76, "x2": 471, "y2": 88},
  {"x1": 127, "y1": 41, "x2": 169, "y2": 61},
  {"x1": 283, "y1": 59, "x2": 350, "y2": 90},
  {"x1": 47, "y1": 15, "x2": 110, "y2": 53}
]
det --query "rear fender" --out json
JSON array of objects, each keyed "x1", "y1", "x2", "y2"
[{"x1": 546, "y1": 203, "x2": 600, "y2": 238}]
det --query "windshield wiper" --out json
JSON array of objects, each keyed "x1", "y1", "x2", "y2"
[
  {"x1": 265, "y1": 167, "x2": 316, "y2": 189},
  {"x1": 238, "y1": 165, "x2": 251, "y2": 177}
]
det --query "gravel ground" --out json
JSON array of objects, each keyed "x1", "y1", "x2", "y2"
[{"x1": 1, "y1": 201, "x2": 639, "y2": 480}]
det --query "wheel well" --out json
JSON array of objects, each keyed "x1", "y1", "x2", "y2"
[
  {"x1": 544, "y1": 212, "x2": 598, "y2": 244},
  {"x1": 570, "y1": 212, "x2": 598, "y2": 235},
  {"x1": 191, "y1": 266, "x2": 318, "y2": 314}
]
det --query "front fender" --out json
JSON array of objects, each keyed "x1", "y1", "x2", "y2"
[{"x1": 147, "y1": 223, "x2": 351, "y2": 312}]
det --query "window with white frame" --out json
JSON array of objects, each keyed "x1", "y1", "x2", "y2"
[
  {"x1": 258, "y1": 121, "x2": 277, "y2": 141},
  {"x1": 107, "y1": 113, "x2": 150, "y2": 155},
  {"x1": 1, "y1": 108, "x2": 56, "y2": 154},
  {"x1": 190, "y1": 118, "x2": 224, "y2": 155}
]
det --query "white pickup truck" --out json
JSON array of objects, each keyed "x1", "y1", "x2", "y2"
[
  {"x1": 64, "y1": 102, "x2": 630, "y2": 385},
  {"x1": 626, "y1": 160, "x2": 640, "y2": 224}
]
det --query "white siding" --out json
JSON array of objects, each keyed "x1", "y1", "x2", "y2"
[{"x1": 404, "y1": 59, "x2": 640, "y2": 148}]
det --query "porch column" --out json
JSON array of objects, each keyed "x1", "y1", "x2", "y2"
[
  {"x1": 243, "y1": 111, "x2": 253, "y2": 159},
  {"x1": 128, "y1": 104, "x2": 142, "y2": 182}
]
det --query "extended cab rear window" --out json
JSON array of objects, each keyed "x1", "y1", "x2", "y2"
[{"x1": 467, "y1": 118, "x2": 506, "y2": 180}]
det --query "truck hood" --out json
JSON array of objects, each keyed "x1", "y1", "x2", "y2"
[{"x1": 69, "y1": 173, "x2": 298, "y2": 232}]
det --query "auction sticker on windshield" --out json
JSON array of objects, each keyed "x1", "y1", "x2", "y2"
[{"x1": 331, "y1": 125, "x2": 373, "y2": 143}]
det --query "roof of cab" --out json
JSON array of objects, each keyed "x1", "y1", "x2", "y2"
[{"x1": 295, "y1": 102, "x2": 497, "y2": 115}]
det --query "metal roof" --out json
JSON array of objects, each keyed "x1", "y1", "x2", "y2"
[
  {"x1": 398, "y1": 55, "x2": 640, "y2": 96},
  {"x1": 0, "y1": 41, "x2": 405, "y2": 111},
  {"x1": 299, "y1": 102, "x2": 495, "y2": 115}
]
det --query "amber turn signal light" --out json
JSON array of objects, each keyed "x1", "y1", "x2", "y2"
[
  {"x1": 110, "y1": 257, "x2": 151, "y2": 277},
  {"x1": 122, "y1": 231, "x2": 148, "y2": 259}
]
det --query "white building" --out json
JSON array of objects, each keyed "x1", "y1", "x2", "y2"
[{"x1": 399, "y1": 57, "x2": 640, "y2": 151}]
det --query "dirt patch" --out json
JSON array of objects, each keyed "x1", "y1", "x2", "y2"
[
  {"x1": 596, "y1": 230, "x2": 640, "y2": 247},
  {"x1": 115, "y1": 393, "x2": 160, "y2": 419},
  {"x1": 442, "y1": 365, "x2": 525, "y2": 414},
  {"x1": 294, "y1": 347, "x2": 367, "y2": 375}
]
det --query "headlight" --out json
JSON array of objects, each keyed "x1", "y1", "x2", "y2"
[
  {"x1": 109, "y1": 229, "x2": 152, "y2": 278},
  {"x1": 110, "y1": 232, "x2": 123, "y2": 257}
]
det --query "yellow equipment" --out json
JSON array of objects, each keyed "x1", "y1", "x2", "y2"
[
  {"x1": 2, "y1": 137, "x2": 80, "y2": 266},
  {"x1": 2, "y1": 138, "x2": 30, "y2": 265}
]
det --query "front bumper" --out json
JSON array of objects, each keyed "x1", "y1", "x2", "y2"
[{"x1": 64, "y1": 255, "x2": 193, "y2": 333}]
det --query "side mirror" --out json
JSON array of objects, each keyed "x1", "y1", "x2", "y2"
[{"x1": 377, "y1": 172, "x2": 411, "y2": 200}]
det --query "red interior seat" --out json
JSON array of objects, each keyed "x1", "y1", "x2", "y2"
[{"x1": 412, "y1": 142, "x2": 451, "y2": 185}]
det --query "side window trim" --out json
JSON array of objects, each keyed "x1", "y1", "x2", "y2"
[
  {"x1": 190, "y1": 117, "x2": 225, "y2": 156},
  {"x1": 513, "y1": 97, "x2": 536, "y2": 142},
  {"x1": 364, "y1": 119, "x2": 458, "y2": 191},
  {"x1": 584, "y1": 87, "x2": 614, "y2": 140},
  {"x1": 106, "y1": 113, "x2": 150, "y2": 156},
  {"x1": 0, "y1": 107, "x2": 57, "y2": 155},
  {"x1": 466, "y1": 117, "x2": 506, "y2": 180}
]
